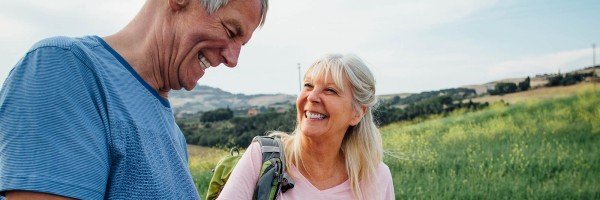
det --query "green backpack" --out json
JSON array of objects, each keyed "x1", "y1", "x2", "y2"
[{"x1": 205, "y1": 136, "x2": 295, "y2": 200}]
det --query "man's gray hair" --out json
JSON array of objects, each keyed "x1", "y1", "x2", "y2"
[{"x1": 200, "y1": 0, "x2": 269, "y2": 27}]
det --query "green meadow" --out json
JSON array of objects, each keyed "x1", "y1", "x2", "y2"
[
  {"x1": 189, "y1": 89, "x2": 600, "y2": 199},
  {"x1": 383, "y1": 90, "x2": 600, "y2": 199}
]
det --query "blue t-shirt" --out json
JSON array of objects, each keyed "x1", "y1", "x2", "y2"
[{"x1": 0, "y1": 36, "x2": 199, "y2": 199}]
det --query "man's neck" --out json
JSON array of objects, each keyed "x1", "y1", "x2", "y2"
[{"x1": 103, "y1": 0, "x2": 168, "y2": 98}]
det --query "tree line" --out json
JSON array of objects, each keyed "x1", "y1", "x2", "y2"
[
  {"x1": 177, "y1": 69, "x2": 598, "y2": 148},
  {"x1": 177, "y1": 107, "x2": 296, "y2": 148},
  {"x1": 177, "y1": 88, "x2": 488, "y2": 147},
  {"x1": 488, "y1": 77, "x2": 531, "y2": 95},
  {"x1": 373, "y1": 95, "x2": 488, "y2": 126},
  {"x1": 547, "y1": 72, "x2": 595, "y2": 87},
  {"x1": 488, "y1": 71, "x2": 596, "y2": 96}
]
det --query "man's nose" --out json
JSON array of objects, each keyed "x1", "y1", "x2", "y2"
[{"x1": 222, "y1": 43, "x2": 241, "y2": 68}]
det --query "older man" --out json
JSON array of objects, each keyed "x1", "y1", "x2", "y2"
[{"x1": 0, "y1": 0, "x2": 268, "y2": 199}]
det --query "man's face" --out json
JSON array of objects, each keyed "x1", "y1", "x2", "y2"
[{"x1": 166, "y1": 0, "x2": 262, "y2": 91}]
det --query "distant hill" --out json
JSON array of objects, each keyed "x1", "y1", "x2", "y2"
[
  {"x1": 170, "y1": 66, "x2": 598, "y2": 115},
  {"x1": 169, "y1": 85, "x2": 295, "y2": 114},
  {"x1": 379, "y1": 93, "x2": 413, "y2": 100},
  {"x1": 461, "y1": 65, "x2": 600, "y2": 95},
  {"x1": 472, "y1": 82, "x2": 598, "y2": 104}
]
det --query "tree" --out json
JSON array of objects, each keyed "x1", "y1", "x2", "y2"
[
  {"x1": 518, "y1": 76, "x2": 531, "y2": 91},
  {"x1": 200, "y1": 107, "x2": 234, "y2": 122},
  {"x1": 547, "y1": 72, "x2": 593, "y2": 87},
  {"x1": 373, "y1": 104, "x2": 400, "y2": 126},
  {"x1": 490, "y1": 82, "x2": 518, "y2": 95},
  {"x1": 390, "y1": 95, "x2": 401, "y2": 105},
  {"x1": 547, "y1": 74, "x2": 563, "y2": 86}
]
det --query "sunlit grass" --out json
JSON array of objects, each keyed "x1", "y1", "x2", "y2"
[
  {"x1": 187, "y1": 145, "x2": 229, "y2": 199},
  {"x1": 382, "y1": 90, "x2": 600, "y2": 199}
]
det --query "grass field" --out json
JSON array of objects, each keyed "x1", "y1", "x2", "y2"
[
  {"x1": 188, "y1": 86, "x2": 600, "y2": 199},
  {"x1": 187, "y1": 145, "x2": 228, "y2": 199},
  {"x1": 383, "y1": 90, "x2": 600, "y2": 199}
]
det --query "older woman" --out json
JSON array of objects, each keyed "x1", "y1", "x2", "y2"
[{"x1": 219, "y1": 54, "x2": 394, "y2": 200}]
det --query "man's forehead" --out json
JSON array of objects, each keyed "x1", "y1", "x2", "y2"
[
  {"x1": 222, "y1": 0, "x2": 262, "y2": 23},
  {"x1": 220, "y1": 0, "x2": 262, "y2": 44}
]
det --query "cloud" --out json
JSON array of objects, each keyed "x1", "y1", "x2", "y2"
[
  {"x1": 214, "y1": 0, "x2": 500, "y2": 94},
  {"x1": 0, "y1": 1, "x2": 144, "y2": 87},
  {"x1": 488, "y1": 48, "x2": 592, "y2": 77},
  {"x1": 253, "y1": 0, "x2": 498, "y2": 47},
  {"x1": 0, "y1": 17, "x2": 36, "y2": 39},
  {"x1": 2, "y1": 0, "x2": 593, "y2": 95},
  {"x1": 376, "y1": 0, "x2": 499, "y2": 31},
  {"x1": 0, "y1": 0, "x2": 143, "y2": 39}
]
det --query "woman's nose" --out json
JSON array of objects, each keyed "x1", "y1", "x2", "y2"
[{"x1": 307, "y1": 90, "x2": 321, "y2": 103}]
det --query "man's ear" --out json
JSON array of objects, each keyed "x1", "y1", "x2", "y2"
[
  {"x1": 168, "y1": 0, "x2": 189, "y2": 11},
  {"x1": 350, "y1": 105, "x2": 367, "y2": 126}
]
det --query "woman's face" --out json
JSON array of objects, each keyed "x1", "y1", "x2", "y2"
[{"x1": 296, "y1": 73, "x2": 362, "y2": 140}]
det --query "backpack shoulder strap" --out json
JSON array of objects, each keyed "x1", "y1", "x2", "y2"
[
  {"x1": 254, "y1": 136, "x2": 281, "y2": 160},
  {"x1": 252, "y1": 136, "x2": 294, "y2": 200}
]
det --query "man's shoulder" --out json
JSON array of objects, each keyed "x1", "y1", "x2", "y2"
[
  {"x1": 29, "y1": 36, "x2": 101, "y2": 54},
  {"x1": 22, "y1": 36, "x2": 111, "y2": 73}
]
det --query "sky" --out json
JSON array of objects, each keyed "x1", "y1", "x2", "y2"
[{"x1": 0, "y1": 0, "x2": 598, "y2": 95}]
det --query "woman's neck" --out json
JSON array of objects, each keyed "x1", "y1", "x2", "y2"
[{"x1": 298, "y1": 135, "x2": 348, "y2": 190}]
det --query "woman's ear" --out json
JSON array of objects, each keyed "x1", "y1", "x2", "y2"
[
  {"x1": 350, "y1": 105, "x2": 367, "y2": 126},
  {"x1": 168, "y1": 0, "x2": 189, "y2": 11}
]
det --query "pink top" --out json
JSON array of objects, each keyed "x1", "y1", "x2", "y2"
[{"x1": 218, "y1": 142, "x2": 395, "y2": 200}]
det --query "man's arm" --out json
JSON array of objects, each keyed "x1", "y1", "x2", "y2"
[
  {"x1": 5, "y1": 191, "x2": 73, "y2": 200},
  {"x1": 0, "y1": 40, "x2": 110, "y2": 199}
]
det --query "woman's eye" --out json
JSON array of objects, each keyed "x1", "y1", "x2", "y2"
[
  {"x1": 326, "y1": 88, "x2": 338, "y2": 94},
  {"x1": 303, "y1": 83, "x2": 313, "y2": 88}
]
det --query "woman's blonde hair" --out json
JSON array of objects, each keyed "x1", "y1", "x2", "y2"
[{"x1": 271, "y1": 53, "x2": 383, "y2": 200}]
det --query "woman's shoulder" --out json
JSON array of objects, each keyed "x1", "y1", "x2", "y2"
[
  {"x1": 376, "y1": 162, "x2": 391, "y2": 172},
  {"x1": 370, "y1": 162, "x2": 395, "y2": 199},
  {"x1": 375, "y1": 162, "x2": 393, "y2": 181},
  {"x1": 247, "y1": 141, "x2": 263, "y2": 161}
]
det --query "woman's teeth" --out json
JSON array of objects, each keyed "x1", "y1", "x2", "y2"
[{"x1": 306, "y1": 111, "x2": 326, "y2": 119}]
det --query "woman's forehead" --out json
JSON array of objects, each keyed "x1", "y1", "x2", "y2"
[
  {"x1": 305, "y1": 73, "x2": 350, "y2": 92},
  {"x1": 305, "y1": 61, "x2": 352, "y2": 90},
  {"x1": 305, "y1": 73, "x2": 338, "y2": 84}
]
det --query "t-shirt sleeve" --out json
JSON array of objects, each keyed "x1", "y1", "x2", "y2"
[
  {"x1": 0, "y1": 45, "x2": 110, "y2": 199},
  {"x1": 379, "y1": 163, "x2": 395, "y2": 200},
  {"x1": 217, "y1": 142, "x2": 263, "y2": 200}
]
